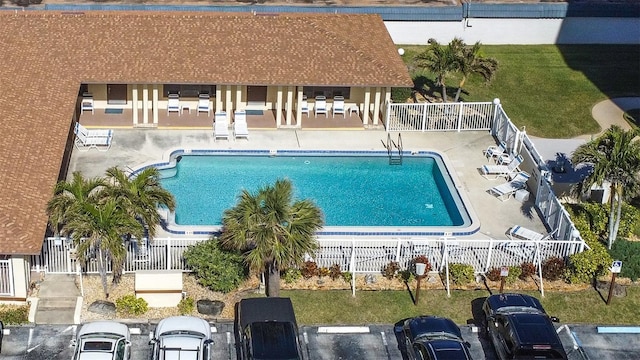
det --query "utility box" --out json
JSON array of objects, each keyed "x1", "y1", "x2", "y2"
[{"x1": 134, "y1": 270, "x2": 183, "y2": 308}]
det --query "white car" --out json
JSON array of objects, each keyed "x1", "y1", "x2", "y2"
[
  {"x1": 71, "y1": 321, "x2": 132, "y2": 360},
  {"x1": 149, "y1": 316, "x2": 214, "y2": 360}
]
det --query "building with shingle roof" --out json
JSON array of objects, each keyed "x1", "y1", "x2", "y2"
[{"x1": 0, "y1": 10, "x2": 411, "y2": 300}]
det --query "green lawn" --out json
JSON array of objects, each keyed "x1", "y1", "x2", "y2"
[
  {"x1": 399, "y1": 45, "x2": 640, "y2": 138},
  {"x1": 283, "y1": 286, "x2": 640, "y2": 325}
]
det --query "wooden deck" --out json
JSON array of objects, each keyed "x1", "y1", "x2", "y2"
[{"x1": 80, "y1": 108, "x2": 367, "y2": 130}]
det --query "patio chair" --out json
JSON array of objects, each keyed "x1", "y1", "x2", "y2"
[
  {"x1": 233, "y1": 110, "x2": 249, "y2": 141},
  {"x1": 481, "y1": 155, "x2": 523, "y2": 180},
  {"x1": 74, "y1": 122, "x2": 113, "y2": 138},
  {"x1": 197, "y1": 94, "x2": 211, "y2": 116},
  {"x1": 74, "y1": 127, "x2": 113, "y2": 151},
  {"x1": 497, "y1": 152, "x2": 517, "y2": 165},
  {"x1": 213, "y1": 111, "x2": 229, "y2": 141},
  {"x1": 314, "y1": 95, "x2": 327, "y2": 117},
  {"x1": 81, "y1": 93, "x2": 94, "y2": 114},
  {"x1": 506, "y1": 225, "x2": 554, "y2": 241},
  {"x1": 300, "y1": 96, "x2": 310, "y2": 117},
  {"x1": 488, "y1": 171, "x2": 530, "y2": 201},
  {"x1": 332, "y1": 96, "x2": 345, "y2": 118},
  {"x1": 484, "y1": 141, "x2": 507, "y2": 162},
  {"x1": 167, "y1": 94, "x2": 181, "y2": 116}
]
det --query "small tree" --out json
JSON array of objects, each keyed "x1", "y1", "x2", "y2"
[
  {"x1": 415, "y1": 38, "x2": 457, "y2": 102},
  {"x1": 184, "y1": 239, "x2": 247, "y2": 293}
]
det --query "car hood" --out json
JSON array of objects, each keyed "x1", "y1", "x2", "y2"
[{"x1": 156, "y1": 316, "x2": 211, "y2": 338}]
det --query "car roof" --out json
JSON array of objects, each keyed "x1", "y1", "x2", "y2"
[
  {"x1": 78, "y1": 321, "x2": 130, "y2": 338},
  {"x1": 156, "y1": 316, "x2": 211, "y2": 338},
  {"x1": 248, "y1": 322, "x2": 301, "y2": 360},
  {"x1": 508, "y1": 313, "x2": 563, "y2": 347},
  {"x1": 485, "y1": 293, "x2": 545, "y2": 314},
  {"x1": 421, "y1": 339, "x2": 471, "y2": 360},
  {"x1": 238, "y1": 297, "x2": 298, "y2": 329},
  {"x1": 407, "y1": 316, "x2": 462, "y2": 340}
]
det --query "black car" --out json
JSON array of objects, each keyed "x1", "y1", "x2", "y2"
[
  {"x1": 236, "y1": 297, "x2": 303, "y2": 360},
  {"x1": 483, "y1": 293, "x2": 568, "y2": 360},
  {"x1": 395, "y1": 315, "x2": 473, "y2": 360}
]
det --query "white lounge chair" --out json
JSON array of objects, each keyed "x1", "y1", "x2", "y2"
[
  {"x1": 315, "y1": 95, "x2": 327, "y2": 117},
  {"x1": 74, "y1": 123, "x2": 113, "y2": 151},
  {"x1": 300, "y1": 96, "x2": 310, "y2": 117},
  {"x1": 81, "y1": 93, "x2": 94, "y2": 114},
  {"x1": 332, "y1": 96, "x2": 345, "y2": 118},
  {"x1": 213, "y1": 111, "x2": 229, "y2": 141},
  {"x1": 75, "y1": 123, "x2": 113, "y2": 138},
  {"x1": 233, "y1": 110, "x2": 249, "y2": 141},
  {"x1": 481, "y1": 155, "x2": 523, "y2": 180},
  {"x1": 507, "y1": 225, "x2": 554, "y2": 241},
  {"x1": 167, "y1": 94, "x2": 181, "y2": 116},
  {"x1": 488, "y1": 171, "x2": 529, "y2": 201},
  {"x1": 484, "y1": 141, "x2": 507, "y2": 162},
  {"x1": 197, "y1": 94, "x2": 211, "y2": 116}
]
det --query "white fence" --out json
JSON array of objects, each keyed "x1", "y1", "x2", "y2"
[
  {"x1": 0, "y1": 259, "x2": 13, "y2": 296},
  {"x1": 385, "y1": 101, "x2": 495, "y2": 132}
]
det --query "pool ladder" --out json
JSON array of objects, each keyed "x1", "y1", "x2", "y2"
[{"x1": 385, "y1": 133, "x2": 403, "y2": 165}]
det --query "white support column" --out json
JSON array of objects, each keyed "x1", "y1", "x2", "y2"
[
  {"x1": 383, "y1": 87, "x2": 391, "y2": 127},
  {"x1": 276, "y1": 86, "x2": 283, "y2": 128},
  {"x1": 372, "y1": 87, "x2": 381, "y2": 126},
  {"x1": 215, "y1": 87, "x2": 222, "y2": 114},
  {"x1": 152, "y1": 85, "x2": 159, "y2": 125},
  {"x1": 225, "y1": 86, "x2": 233, "y2": 116},
  {"x1": 142, "y1": 85, "x2": 149, "y2": 125},
  {"x1": 296, "y1": 87, "x2": 303, "y2": 126},
  {"x1": 236, "y1": 85, "x2": 242, "y2": 110},
  {"x1": 286, "y1": 86, "x2": 293, "y2": 126},
  {"x1": 363, "y1": 87, "x2": 371, "y2": 125},
  {"x1": 132, "y1": 85, "x2": 139, "y2": 126}
]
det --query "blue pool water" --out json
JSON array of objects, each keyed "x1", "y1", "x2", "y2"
[{"x1": 158, "y1": 152, "x2": 469, "y2": 228}]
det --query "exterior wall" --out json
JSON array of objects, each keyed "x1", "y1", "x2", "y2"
[
  {"x1": 11, "y1": 256, "x2": 28, "y2": 299},
  {"x1": 385, "y1": 17, "x2": 640, "y2": 45}
]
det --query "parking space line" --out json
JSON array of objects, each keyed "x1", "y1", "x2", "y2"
[
  {"x1": 381, "y1": 331, "x2": 392, "y2": 360},
  {"x1": 226, "y1": 332, "x2": 232, "y2": 360},
  {"x1": 597, "y1": 326, "x2": 640, "y2": 334},
  {"x1": 317, "y1": 326, "x2": 370, "y2": 334}
]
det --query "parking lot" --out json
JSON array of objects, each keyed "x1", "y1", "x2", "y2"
[{"x1": 1, "y1": 322, "x2": 640, "y2": 359}]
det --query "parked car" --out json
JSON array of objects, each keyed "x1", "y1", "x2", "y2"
[
  {"x1": 483, "y1": 293, "x2": 568, "y2": 360},
  {"x1": 70, "y1": 321, "x2": 131, "y2": 360},
  {"x1": 149, "y1": 316, "x2": 214, "y2": 360},
  {"x1": 236, "y1": 297, "x2": 303, "y2": 360},
  {"x1": 394, "y1": 315, "x2": 473, "y2": 360}
]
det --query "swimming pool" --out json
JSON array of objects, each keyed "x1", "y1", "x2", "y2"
[{"x1": 140, "y1": 149, "x2": 478, "y2": 236}]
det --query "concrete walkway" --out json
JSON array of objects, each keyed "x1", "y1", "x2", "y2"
[
  {"x1": 588, "y1": 97, "x2": 638, "y2": 138},
  {"x1": 34, "y1": 274, "x2": 81, "y2": 325}
]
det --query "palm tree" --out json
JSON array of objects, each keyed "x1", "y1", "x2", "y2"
[
  {"x1": 220, "y1": 178, "x2": 324, "y2": 297},
  {"x1": 415, "y1": 38, "x2": 457, "y2": 102},
  {"x1": 46, "y1": 172, "x2": 107, "y2": 236},
  {"x1": 104, "y1": 166, "x2": 176, "y2": 283},
  {"x1": 572, "y1": 125, "x2": 640, "y2": 249},
  {"x1": 450, "y1": 38, "x2": 498, "y2": 102},
  {"x1": 64, "y1": 199, "x2": 143, "y2": 298}
]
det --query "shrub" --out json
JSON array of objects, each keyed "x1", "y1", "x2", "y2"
[
  {"x1": 564, "y1": 215, "x2": 613, "y2": 284},
  {"x1": 282, "y1": 268, "x2": 302, "y2": 284},
  {"x1": 183, "y1": 239, "x2": 247, "y2": 293},
  {"x1": 617, "y1": 203, "x2": 640, "y2": 239},
  {"x1": 0, "y1": 304, "x2": 29, "y2": 325},
  {"x1": 177, "y1": 297, "x2": 195, "y2": 315},
  {"x1": 520, "y1": 262, "x2": 537, "y2": 280},
  {"x1": 341, "y1": 271, "x2": 353, "y2": 284},
  {"x1": 445, "y1": 263, "x2": 475, "y2": 285},
  {"x1": 541, "y1": 257, "x2": 565, "y2": 281},
  {"x1": 485, "y1": 267, "x2": 502, "y2": 282},
  {"x1": 329, "y1": 264, "x2": 342, "y2": 280},
  {"x1": 115, "y1": 294, "x2": 148, "y2": 316},
  {"x1": 412, "y1": 255, "x2": 433, "y2": 274},
  {"x1": 567, "y1": 202, "x2": 640, "y2": 241},
  {"x1": 301, "y1": 261, "x2": 319, "y2": 279},
  {"x1": 318, "y1": 267, "x2": 331, "y2": 278},
  {"x1": 608, "y1": 239, "x2": 640, "y2": 281},
  {"x1": 505, "y1": 266, "x2": 522, "y2": 285},
  {"x1": 382, "y1": 261, "x2": 401, "y2": 280},
  {"x1": 398, "y1": 269, "x2": 415, "y2": 283},
  {"x1": 391, "y1": 87, "x2": 413, "y2": 103}
]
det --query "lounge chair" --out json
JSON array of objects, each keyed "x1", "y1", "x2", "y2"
[
  {"x1": 75, "y1": 123, "x2": 113, "y2": 138},
  {"x1": 81, "y1": 93, "x2": 94, "y2": 114},
  {"x1": 488, "y1": 171, "x2": 529, "y2": 201},
  {"x1": 481, "y1": 155, "x2": 523, "y2": 180},
  {"x1": 507, "y1": 225, "x2": 554, "y2": 241},
  {"x1": 213, "y1": 111, "x2": 229, "y2": 141},
  {"x1": 484, "y1": 141, "x2": 507, "y2": 162},
  {"x1": 233, "y1": 110, "x2": 249, "y2": 141},
  {"x1": 74, "y1": 123, "x2": 113, "y2": 151},
  {"x1": 300, "y1": 96, "x2": 310, "y2": 117},
  {"x1": 167, "y1": 94, "x2": 181, "y2": 116},
  {"x1": 197, "y1": 94, "x2": 211, "y2": 116},
  {"x1": 314, "y1": 95, "x2": 327, "y2": 117},
  {"x1": 332, "y1": 96, "x2": 345, "y2": 118}
]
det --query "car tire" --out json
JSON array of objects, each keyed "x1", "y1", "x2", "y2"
[{"x1": 197, "y1": 299, "x2": 224, "y2": 316}]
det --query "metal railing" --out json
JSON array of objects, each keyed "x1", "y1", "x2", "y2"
[{"x1": 385, "y1": 101, "x2": 495, "y2": 132}]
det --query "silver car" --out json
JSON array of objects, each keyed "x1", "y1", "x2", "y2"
[
  {"x1": 149, "y1": 316, "x2": 214, "y2": 360},
  {"x1": 71, "y1": 321, "x2": 132, "y2": 360}
]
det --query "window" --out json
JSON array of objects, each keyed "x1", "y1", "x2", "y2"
[
  {"x1": 164, "y1": 84, "x2": 216, "y2": 98},
  {"x1": 303, "y1": 87, "x2": 350, "y2": 100}
]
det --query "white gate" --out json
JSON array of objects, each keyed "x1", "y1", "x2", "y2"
[{"x1": 0, "y1": 258, "x2": 13, "y2": 296}]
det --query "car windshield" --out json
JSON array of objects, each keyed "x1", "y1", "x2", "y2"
[
  {"x1": 82, "y1": 340, "x2": 114, "y2": 351},
  {"x1": 415, "y1": 331, "x2": 462, "y2": 342},
  {"x1": 495, "y1": 306, "x2": 543, "y2": 315}
]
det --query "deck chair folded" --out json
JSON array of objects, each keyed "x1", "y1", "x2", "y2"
[
  {"x1": 481, "y1": 155, "x2": 523, "y2": 180},
  {"x1": 213, "y1": 111, "x2": 229, "y2": 141},
  {"x1": 488, "y1": 171, "x2": 529, "y2": 201},
  {"x1": 300, "y1": 96, "x2": 310, "y2": 117},
  {"x1": 233, "y1": 110, "x2": 249, "y2": 140},
  {"x1": 484, "y1": 141, "x2": 507, "y2": 162},
  {"x1": 197, "y1": 94, "x2": 211, "y2": 116}
]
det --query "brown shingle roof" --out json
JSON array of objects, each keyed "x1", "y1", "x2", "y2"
[{"x1": 0, "y1": 11, "x2": 411, "y2": 254}]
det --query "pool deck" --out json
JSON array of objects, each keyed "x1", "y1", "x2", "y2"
[{"x1": 68, "y1": 129, "x2": 548, "y2": 240}]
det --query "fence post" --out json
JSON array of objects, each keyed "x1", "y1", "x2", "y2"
[
  {"x1": 166, "y1": 237, "x2": 171, "y2": 270},
  {"x1": 421, "y1": 103, "x2": 428, "y2": 131},
  {"x1": 350, "y1": 239, "x2": 356, "y2": 298},
  {"x1": 395, "y1": 239, "x2": 401, "y2": 264},
  {"x1": 485, "y1": 238, "x2": 494, "y2": 273},
  {"x1": 491, "y1": 98, "x2": 501, "y2": 136},
  {"x1": 386, "y1": 101, "x2": 391, "y2": 132},
  {"x1": 457, "y1": 102, "x2": 464, "y2": 132}
]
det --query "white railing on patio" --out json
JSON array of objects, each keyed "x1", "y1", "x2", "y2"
[
  {"x1": 385, "y1": 101, "x2": 495, "y2": 132},
  {"x1": 0, "y1": 258, "x2": 14, "y2": 296}
]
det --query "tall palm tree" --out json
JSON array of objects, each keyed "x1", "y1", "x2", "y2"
[
  {"x1": 46, "y1": 172, "x2": 107, "y2": 236},
  {"x1": 572, "y1": 125, "x2": 640, "y2": 249},
  {"x1": 415, "y1": 38, "x2": 457, "y2": 102},
  {"x1": 450, "y1": 38, "x2": 498, "y2": 102},
  {"x1": 220, "y1": 178, "x2": 324, "y2": 297},
  {"x1": 104, "y1": 166, "x2": 176, "y2": 283}
]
